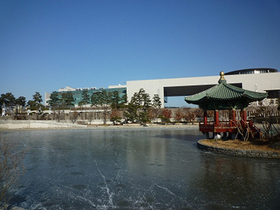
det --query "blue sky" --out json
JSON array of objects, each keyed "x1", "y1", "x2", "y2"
[{"x1": 1, "y1": 0, "x2": 280, "y2": 107}]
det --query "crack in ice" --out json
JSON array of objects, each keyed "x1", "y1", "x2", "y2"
[
  {"x1": 94, "y1": 160, "x2": 115, "y2": 209},
  {"x1": 154, "y1": 183, "x2": 175, "y2": 196},
  {"x1": 76, "y1": 195, "x2": 96, "y2": 208}
]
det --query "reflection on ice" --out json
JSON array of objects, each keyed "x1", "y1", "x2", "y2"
[{"x1": 2, "y1": 128, "x2": 280, "y2": 209}]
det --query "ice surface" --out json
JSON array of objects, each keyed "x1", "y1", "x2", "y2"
[{"x1": 2, "y1": 128, "x2": 280, "y2": 209}]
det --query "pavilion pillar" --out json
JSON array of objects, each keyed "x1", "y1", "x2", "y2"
[
  {"x1": 214, "y1": 109, "x2": 219, "y2": 126},
  {"x1": 232, "y1": 109, "x2": 236, "y2": 122},
  {"x1": 230, "y1": 109, "x2": 236, "y2": 126},
  {"x1": 203, "y1": 110, "x2": 207, "y2": 125},
  {"x1": 241, "y1": 108, "x2": 247, "y2": 122}
]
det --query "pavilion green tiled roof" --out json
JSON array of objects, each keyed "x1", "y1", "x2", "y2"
[{"x1": 184, "y1": 72, "x2": 268, "y2": 110}]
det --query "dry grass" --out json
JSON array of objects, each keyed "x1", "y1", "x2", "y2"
[{"x1": 200, "y1": 139, "x2": 279, "y2": 152}]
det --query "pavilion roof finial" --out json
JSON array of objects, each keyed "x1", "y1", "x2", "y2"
[
  {"x1": 218, "y1": 71, "x2": 226, "y2": 83},
  {"x1": 220, "y1": 71, "x2": 225, "y2": 79}
]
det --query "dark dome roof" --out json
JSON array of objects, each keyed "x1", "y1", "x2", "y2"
[{"x1": 225, "y1": 68, "x2": 277, "y2": 75}]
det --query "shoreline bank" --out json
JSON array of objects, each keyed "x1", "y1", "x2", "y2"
[
  {"x1": 198, "y1": 139, "x2": 280, "y2": 159},
  {"x1": 0, "y1": 120, "x2": 198, "y2": 131}
]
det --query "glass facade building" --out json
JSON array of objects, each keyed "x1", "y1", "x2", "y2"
[{"x1": 46, "y1": 87, "x2": 126, "y2": 107}]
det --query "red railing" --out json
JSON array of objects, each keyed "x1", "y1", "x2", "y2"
[
  {"x1": 199, "y1": 120, "x2": 238, "y2": 133},
  {"x1": 199, "y1": 119, "x2": 261, "y2": 140}
]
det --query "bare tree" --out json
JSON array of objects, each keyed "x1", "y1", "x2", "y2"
[
  {"x1": 0, "y1": 138, "x2": 27, "y2": 206},
  {"x1": 160, "y1": 108, "x2": 172, "y2": 123},
  {"x1": 88, "y1": 112, "x2": 94, "y2": 124},
  {"x1": 110, "y1": 109, "x2": 122, "y2": 125},
  {"x1": 183, "y1": 108, "x2": 203, "y2": 124},
  {"x1": 174, "y1": 108, "x2": 184, "y2": 123},
  {"x1": 69, "y1": 109, "x2": 79, "y2": 124},
  {"x1": 247, "y1": 99, "x2": 280, "y2": 140}
]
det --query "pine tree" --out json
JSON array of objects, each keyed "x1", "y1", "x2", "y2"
[
  {"x1": 78, "y1": 89, "x2": 90, "y2": 120},
  {"x1": 124, "y1": 88, "x2": 152, "y2": 124}
]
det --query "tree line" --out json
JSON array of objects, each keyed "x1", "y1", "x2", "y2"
[
  {"x1": 0, "y1": 89, "x2": 206, "y2": 125},
  {"x1": 0, "y1": 92, "x2": 43, "y2": 115},
  {"x1": 48, "y1": 88, "x2": 163, "y2": 124}
]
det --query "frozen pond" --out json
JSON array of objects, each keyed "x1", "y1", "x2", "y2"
[{"x1": 1, "y1": 128, "x2": 280, "y2": 210}]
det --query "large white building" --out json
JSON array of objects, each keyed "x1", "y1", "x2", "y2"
[{"x1": 123, "y1": 68, "x2": 280, "y2": 107}]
